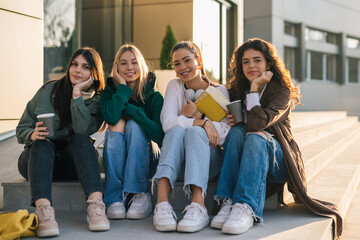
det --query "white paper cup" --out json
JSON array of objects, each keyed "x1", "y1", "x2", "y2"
[
  {"x1": 37, "y1": 113, "x2": 55, "y2": 138},
  {"x1": 226, "y1": 100, "x2": 243, "y2": 123}
]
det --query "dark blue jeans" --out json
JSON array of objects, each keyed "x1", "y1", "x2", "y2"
[
  {"x1": 18, "y1": 134, "x2": 103, "y2": 206},
  {"x1": 214, "y1": 125, "x2": 290, "y2": 217}
]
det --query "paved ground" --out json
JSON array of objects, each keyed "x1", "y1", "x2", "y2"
[{"x1": 0, "y1": 136, "x2": 23, "y2": 209}]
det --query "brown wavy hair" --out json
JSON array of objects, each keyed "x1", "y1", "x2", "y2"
[{"x1": 228, "y1": 38, "x2": 301, "y2": 108}]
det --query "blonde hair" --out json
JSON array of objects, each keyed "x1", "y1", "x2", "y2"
[{"x1": 113, "y1": 44, "x2": 149, "y2": 102}]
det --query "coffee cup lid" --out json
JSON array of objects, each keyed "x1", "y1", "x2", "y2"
[{"x1": 37, "y1": 113, "x2": 55, "y2": 118}]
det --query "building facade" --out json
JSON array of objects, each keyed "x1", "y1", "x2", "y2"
[
  {"x1": 0, "y1": 0, "x2": 243, "y2": 135},
  {"x1": 244, "y1": 0, "x2": 360, "y2": 117}
]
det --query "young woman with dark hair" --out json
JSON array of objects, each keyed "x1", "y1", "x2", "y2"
[
  {"x1": 152, "y1": 41, "x2": 230, "y2": 233},
  {"x1": 16, "y1": 47, "x2": 109, "y2": 237},
  {"x1": 211, "y1": 38, "x2": 342, "y2": 239}
]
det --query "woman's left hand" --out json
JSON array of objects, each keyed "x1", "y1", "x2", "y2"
[
  {"x1": 73, "y1": 76, "x2": 93, "y2": 98},
  {"x1": 181, "y1": 100, "x2": 198, "y2": 118},
  {"x1": 203, "y1": 120, "x2": 219, "y2": 148}
]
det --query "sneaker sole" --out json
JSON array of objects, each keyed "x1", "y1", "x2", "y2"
[
  {"x1": 177, "y1": 219, "x2": 209, "y2": 233},
  {"x1": 87, "y1": 216, "x2": 110, "y2": 231},
  {"x1": 210, "y1": 220, "x2": 223, "y2": 229},
  {"x1": 222, "y1": 225, "x2": 252, "y2": 235},
  {"x1": 107, "y1": 212, "x2": 126, "y2": 219},
  {"x1": 126, "y1": 209, "x2": 152, "y2": 219},
  {"x1": 154, "y1": 223, "x2": 177, "y2": 232},
  {"x1": 37, "y1": 228, "x2": 60, "y2": 237}
]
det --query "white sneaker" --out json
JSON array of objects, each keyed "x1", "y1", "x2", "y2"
[
  {"x1": 222, "y1": 203, "x2": 254, "y2": 235},
  {"x1": 177, "y1": 202, "x2": 209, "y2": 232},
  {"x1": 126, "y1": 193, "x2": 152, "y2": 219},
  {"x1": 153, "y1": 201, "x2": 177, "y2": 232},
  {"x1": 211, "y1": 199, "x2": 232, "y2": 229},
  {"x1": 107, "y1": 202, "x2": 126, "y2": 219}
]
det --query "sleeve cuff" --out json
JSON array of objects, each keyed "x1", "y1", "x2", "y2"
[
  {"x1": 246, "y1": 93, "x2": 261, "y2": 111},
  {"x1": 71, "y1": 96, "x2": 84, "y2": 107}
]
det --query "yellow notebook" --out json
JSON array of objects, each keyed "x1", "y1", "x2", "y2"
[{"x1": 194, "y1": 86, "x2": 230, "y2": 122}]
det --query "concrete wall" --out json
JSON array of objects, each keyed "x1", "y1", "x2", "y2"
[
  {"x1": 244, "y1": 0, "x2": 360, "y2": 118},
  {"x1": 0, "y1": 0, "x2": 43, "y2": 130},
  {"x1": 133, "y1": 0, "x2": 193, "y2": 70}
]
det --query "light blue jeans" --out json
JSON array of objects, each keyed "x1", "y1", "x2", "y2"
[
  {"x1": 153, "y1": 126, "x2": 222, "y2": 197},
  {"x1": 214, "y1": 125, "x2": 290, "y2": 217},
  {"x1": 103, "y1": 120, "x2": 158, "y2": 207}
]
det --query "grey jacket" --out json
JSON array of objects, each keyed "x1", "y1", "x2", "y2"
[{"x1": 16, "y1": 81, "x2": 103, "y2": 146}]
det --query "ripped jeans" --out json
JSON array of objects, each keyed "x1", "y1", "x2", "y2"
[
  {"x1": 214, "y1": 124, "x2": 289, "y2": 217},
  {"x1": 103, "y1": 120, "x2": 158, "y2": 207},
  {"x1": 152, "y1": 126, "x2": 222, "y2": 198}
]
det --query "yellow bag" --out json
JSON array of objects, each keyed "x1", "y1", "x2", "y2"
[{"x1": 0, "y1": 210, "x2": 38, "y2": 240}]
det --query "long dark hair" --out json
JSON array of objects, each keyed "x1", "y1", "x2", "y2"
[
  {"x1": 228, "y1": 38, "x2": 301, "y2": 108},
  {"x1": 51, "y1": 47, "x2": 105, "y2": 130}
]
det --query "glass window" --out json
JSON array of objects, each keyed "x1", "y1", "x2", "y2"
[
  {"x1": 326, "y1": 54, "x2": 336, "y2": 81},
  {"x1": 310, "y1": 51, "x2": 323, "y2": 80},
  {"x1": 347, "y1": 37, "x2": 360, "y2": 49},
  {"x1": 193, "y1": 0, "x2": 220, "y2": 82},
  {"x1": 193, "y1": 0, "x2": 235, "y2": 84},
  {"x1": 306, "y1": 28, "x2": 326, "y2": 42},
  {"x1": 305, "y1": 27, "x2": 337, "y2": 44},
  {"x1": 348, "y1": 58, "x2": 358, "y2": 83},
  {"x1": 326, "y1": 33, "x2": 337, "y2": 44},
  {"x1": 43, "y1": 0, "x2": 78, "y2": 82},
  {"x1": 284, "y1": 21, "x2": 295, "y2": 36},
  {"x1": 284, "y1": 47, "x2": 296, "y2": 78}
]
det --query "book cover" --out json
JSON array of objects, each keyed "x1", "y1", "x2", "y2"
[{"x1": 194, "y1": 86, "x2": 230, "y2": 122}]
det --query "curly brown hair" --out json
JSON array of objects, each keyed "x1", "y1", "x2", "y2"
[{"x1": 228, "y1": 38, "x2": 301, "y2": 108}]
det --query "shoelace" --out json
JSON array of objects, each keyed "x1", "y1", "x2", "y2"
[
  {"x1": 128, "y1": 193, "x2": 147, "y2": 207},
  {"x1": 88, "y1": 200, "x2": 103, "y2": 216},
  {"x1": 157, "y1": 203, "x2": 177, "y2": 220},
  {"x1": 218, "y1": 200, "x2": 232, "y2": 215},
  {"x1": 182, "y1": 204, "x2": 204, "y2": 218},
  {"x1": 230, "y1": 203, "x2": 257, "y2": 220},
  {"x1": 37, "y1": 205, "x2": 52, "y2": 221}
]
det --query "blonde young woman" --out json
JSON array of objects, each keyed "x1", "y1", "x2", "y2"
[
  {"x1": 152, "y1": 41, "x2": 230, "y2": 233},
  {"x1": 99, "y1": 44, "x2": 164, "y2": 220}
]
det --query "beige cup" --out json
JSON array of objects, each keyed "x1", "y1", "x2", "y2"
[
  {"x1": 37, "y1": 113, "x2": 55, "y2": 138},
  {"x1": 226, "y1": 100, "x2": 243, "y2": 123}
]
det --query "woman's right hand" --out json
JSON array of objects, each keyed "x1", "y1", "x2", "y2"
[
  {"x1": 112, "y1": 62, "x2": 126, "y2": 85},
  {"x1": 203, "y1": 120, "x2": 219, "y2": 148},
  {"x1": 30, "y1": 121, "x2": 48, "y2": 141},
  {"x1": 226, "y1": 110, "x2": 236, "y2": 127}
]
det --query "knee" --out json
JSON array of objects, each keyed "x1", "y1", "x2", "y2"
[
  {"x1": 31, "y1": 140, "x2": 54, "y2": 152},
  {"x1": 185, "y1": 126, "x2": 206, "y2": 140},
  {"x1": 125, "y1": 119, "x2": 140, "y2": 131},
  {"x1": 70, "y1": 134, "x2": 93, "y2": 147},
  {"x1": 166, "y1": 126, "x2": 186, "y2": 139},
  {"x1": 228, "y1": 125, "x2": 247, "y2": 139},
  {"x1": 224, "y1": 125, "x2": 246, "y2": 147},
  {"x1": 244, "y1": 133, "x2": 266, "y2": 151}
]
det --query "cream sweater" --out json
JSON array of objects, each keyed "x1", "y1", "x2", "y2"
[{"x1": 160, "y1": 78, "x2": 231, "y2": 145}]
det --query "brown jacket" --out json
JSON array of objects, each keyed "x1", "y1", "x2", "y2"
[{"x1": 245, "y1": 80, "x2": 342, "y2": 239}]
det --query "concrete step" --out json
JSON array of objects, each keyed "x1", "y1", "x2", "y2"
[
  {"x1": 3, "y1": 115, "x2": 359, "y2": 212},
  {"x1": 293, "y1": 116, "x2": 358, "y2": 148},
  {"x1": 291, "y1": 111, "x2": 347, "y2": 129},
  {"x1": 342, "y1": 184, "x2": 360, "y2": 239},
  {"x1": 12, "y1": 133, "x2": 360, "y2": 240},
  {"x1": 299, "y1": 123, "x2": 360, "y2": 184}
]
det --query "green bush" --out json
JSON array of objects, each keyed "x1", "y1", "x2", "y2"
[{"x1": 160, "y1": 25, "x2": 177, "y2": 70}]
